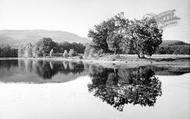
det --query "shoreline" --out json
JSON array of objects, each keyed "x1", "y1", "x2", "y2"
[{"x1": 0, "y1": 54, "x2": 190, "y2": 68}]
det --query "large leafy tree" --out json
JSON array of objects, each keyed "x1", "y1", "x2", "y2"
[
  {"x1": 129, "y1": 17, "x2": 163, "y2": 58},
  {"x1": 88, "y1": 13, "x2": 128, "y2": 53},
  {"x1": 88, "y1": 12, "x2": 163, "y2": 58}
]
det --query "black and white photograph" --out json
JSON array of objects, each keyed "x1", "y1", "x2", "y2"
[{"x1": 0, "y1": 0, "x2": 190, "y2": 119}]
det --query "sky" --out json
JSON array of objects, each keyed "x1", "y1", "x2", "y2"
[{"x1": 0, "y1": 0, "x2": 189, "y2": 43}]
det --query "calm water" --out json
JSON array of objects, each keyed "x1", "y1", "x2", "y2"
[{"x1": 0, "y1": 59, "x2": 190, "y2": 119}]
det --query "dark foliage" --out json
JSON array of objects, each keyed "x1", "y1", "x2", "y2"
[
  {"x1": 129, "y1": 18, "x2": 163, "y2": 58},
  {"x1": 88, "y1": 13, "x2": 128, "y2": 54},
  {"x1": 0, "y1": 45, "x2": 18, "y2": 57},
  {"x1": 58, "y1": 42, "x2": 85, "y2": 54},
  {"x1": 156, "y1": 45, "x2": 190, "y2": 55}
]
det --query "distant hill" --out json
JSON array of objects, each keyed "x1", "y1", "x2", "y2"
[
  {"x1": 160, "y1": 40, "x2": 190, "y2": 46},
  {"x1": 156, "y1": 40, "x2": 190, "y2": 54},
  {"x1": 0, "y1": 30, "x2": 90, "y2": 48}
]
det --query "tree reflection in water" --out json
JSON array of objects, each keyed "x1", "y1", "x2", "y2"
[
  {"x1": 88, "y1": 65, "x2": 162, "y2": 111},
  {"x1": 19, "y1": 60, "x2": 85, "y2": 79},
  {"x1": 33, "y1": 61, "x2": 57, "y2": 79}
]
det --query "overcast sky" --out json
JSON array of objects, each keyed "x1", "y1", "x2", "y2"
[{"x1": 0, "y1": 0, "x2": 189, "y2": 42}]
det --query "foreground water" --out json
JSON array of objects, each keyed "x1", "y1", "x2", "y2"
[{"x1": 0, "y1": 59, "x2": 190, "y2": 119}]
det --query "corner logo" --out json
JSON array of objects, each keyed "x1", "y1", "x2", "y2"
[{"x1": 144, "y1": 9, "x2": 180, "y2": 29}]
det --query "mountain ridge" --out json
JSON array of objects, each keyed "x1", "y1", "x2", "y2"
[
  {"x1": 160, "y1": 40, "x2": 190, "y2": 46},
  {"x1": 0, "y1": 30, "x2": 90, "y2": 48}
]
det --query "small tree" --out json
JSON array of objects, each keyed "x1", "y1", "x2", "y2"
[
  {"x1": 84, "y1": 43, "x2": 92, "y2": 58},
  {"x1": 49, "y1": 49, "x2": 53, "y2": 57},
  {"x1": 63, "y1": 50, "x2": 68, "y2": 58},
  {"x1": 84, "y1": 43, "x2": 101, "y2": 58},
  {"x1": 68, "y1": 49, "x2": 77, "y2": 57}
]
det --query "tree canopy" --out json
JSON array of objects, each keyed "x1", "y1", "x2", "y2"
[
  {"x1": 88, "y1": 12, "x2": 163, "y2": 58},
  {"x1": 129, "y1": 18, "x2": 163, "y2": 57}
]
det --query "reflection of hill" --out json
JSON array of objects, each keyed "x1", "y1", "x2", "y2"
[
  {"x1": 154, "y1": 67, "x2": 190, "y2": 75},
  {"x1": 88, "y1": 65, "x2": 162, "y2": 111},
  {"x1": 138, "y1": 66, "x2": 190, "y2": 76}
]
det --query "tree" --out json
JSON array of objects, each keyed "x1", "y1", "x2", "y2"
[
  {"x1": 49, "y1": 49, "x2": 54, "y2": 57},
  {"x1": 0, "y1": 45, "x2": 18, "y2": 57},
  {"x1": 68, "y1": 49, "x2": 77, "y2": 57},
  {"x1": 63, "y1": 50, "x2": 68, "y2": 58},
  {"x1": 88, "y1": 13, "x2": 128, "y2": 53},
  {"x1": 106, "y1": 33, "x2": 123, "y2": 54},
  {"x1": 84, "y1": 43, "x2": 101, "y2": 58},
  {"x1": 84, "y1": 43, "x2": 93, "y2": 58},
  {"x1": 34, "y1": 37, "x2": 57, "y2": 57},
  {"x1": 24, "y1": 43, "x2": 33, "y2": 57},
  {"x1": 129, "y1": 17, "x2": 163, "y2": 58},
  {"x1": 88, "y1": 12, "x2": 163, "y2": 58},
  {"x1": 88, "y1": 20, "x2": 114, "y2": 53}
]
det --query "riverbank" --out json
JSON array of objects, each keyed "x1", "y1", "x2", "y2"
[{"x1": 0, "y1": 54, "x2": 190, "y2": 68}]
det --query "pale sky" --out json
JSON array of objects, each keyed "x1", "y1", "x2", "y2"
[{"x1": 0, "y1": 0, "x2": 189, "y2": 43}]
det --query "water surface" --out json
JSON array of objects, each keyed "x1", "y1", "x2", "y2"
[{"x1": 0, "y1": 59, "x2": 189, "y2": 119}]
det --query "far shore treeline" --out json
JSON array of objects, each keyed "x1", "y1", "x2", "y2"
[
  {"x1": 0, "y1": 38, "x2": 85, "y2": 57},
  {"x1": 18, "y1": 37, "x2": 85, "y2": 58},
  {"x1": 0, "y1": 12, "x2": 189, "y2": 58},
  {"x1": 0, "y1": 45, "x2": 18, "y2": 57}
]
